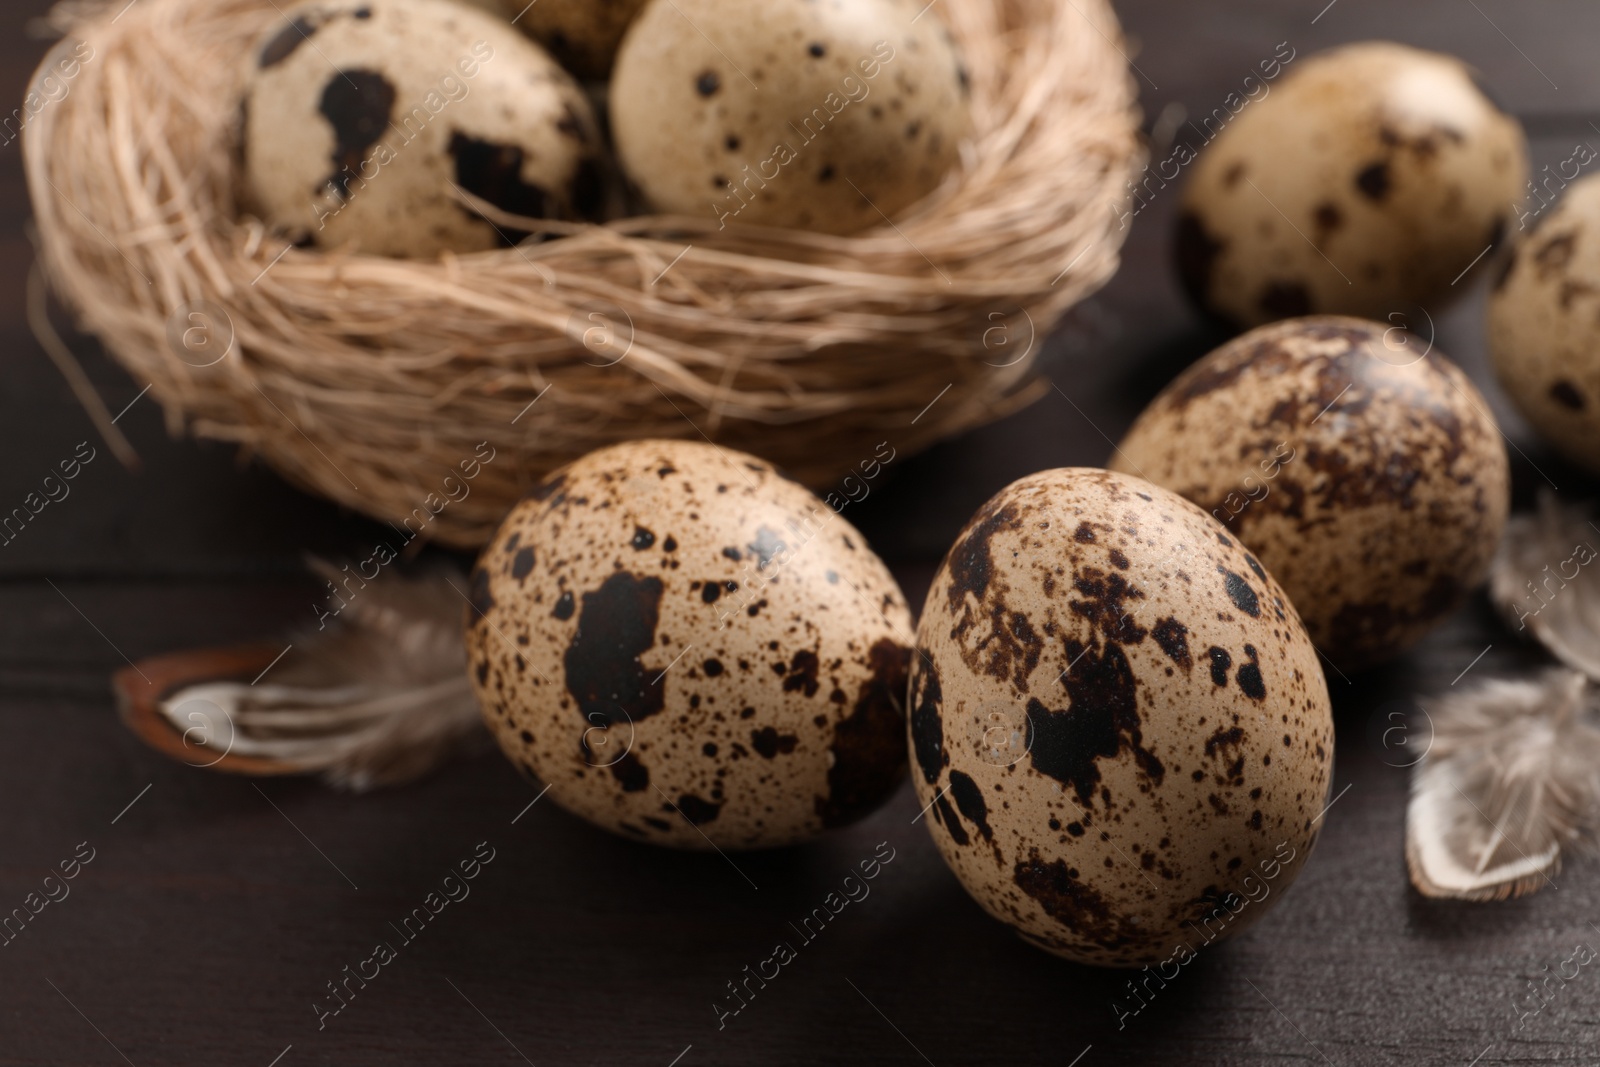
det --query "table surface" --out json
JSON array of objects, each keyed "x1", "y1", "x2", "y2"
[{"x1": 7, "y1": 1, "x2": 1600, "y2": 1064}]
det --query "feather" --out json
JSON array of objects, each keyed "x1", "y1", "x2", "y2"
[
  {"x1": 114, "y1": 562, "x2": 487, "y2": 791},
  {"x1": 1489, "y1": 491, "x2": 1600, "y2": 679},
  {"x1": 1406, "y1": 669, "x2": 1600, "y2": 900}
]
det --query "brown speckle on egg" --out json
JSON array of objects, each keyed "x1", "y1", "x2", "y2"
[{"x1": 465, "y1": 439, "x2": 913, "y2": 849}]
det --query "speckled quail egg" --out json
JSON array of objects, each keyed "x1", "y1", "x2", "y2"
[
  {"x1": 1489, "y1": 173, "x2": 1600, "y2": 474},
  {"x1": 464, "y1": 440, "x2": 913, "y2": 849},
  {"x1": 1176, "y1": 41, "x2": 1527, "y2": 327},
  {"x1": 609, "y1": 0, "x2": 972, "y2": 234},
  {"x1": 910, "y1": 467, "x2": 1332, "y2": 967},
  {"x1": 1110, "y1": 316, "x2": 1510, "y2": 670},
  {"x1": 504, "y1": 0, "x2": 649, "y2": 79},
  {"x1": 243, "y1": 0, "x2": 602, "y2": 257}
]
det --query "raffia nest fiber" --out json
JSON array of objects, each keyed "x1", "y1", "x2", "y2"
[{"x1": 24, "y1": 0, "x2": 1141, "y2": 547}]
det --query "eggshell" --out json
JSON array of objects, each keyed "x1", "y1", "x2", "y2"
[
  {"x1": 242, "y1": 0, "x2": 602, "y2": 257},
  {"x1": 464, "y1": 440, "x2": 913, "y2": 849},
  {"x1": 1110, "y1": 316, "x2": 1509, "y2": 670},
  {"x1": 609, "y1": 0, "x2": 971, "y2": 234},
  {"x1": 1488, "y1": 173, "x2": 1600, "y2": 474},
  {"x1": 1176, "y1": 41, "x2": 1526, "y2": 327},
  {"x1": 910, "y1": 467, "x2": 1332, "y2": 967},
  {"x1": 508, "y1": 0, "x2": 649, "y2": 79}
]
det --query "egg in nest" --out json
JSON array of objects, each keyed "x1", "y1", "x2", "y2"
[
  {"x1": 242, "y1": 0, "x2": 602, "y2": 257},
  {"x1": 609, "y1": 0, "x2": 972, "y2": 234},
  {"x1": 1176, "y1": 41, "x2": 1526, "y2": 327},
  {"x1": 464, "y1": 440, "x2": 913, "y2": 849},
  {"x1": 910, "y1": 467, "x2": 1332, "y2": 967},
  {"x1": 1488, "y1": 172, "x2": 1600, "y2": 475},
  {"x1": 1110, "y1": 316, "x2": 1509, "y2": 670}
]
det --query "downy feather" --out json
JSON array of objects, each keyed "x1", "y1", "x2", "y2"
[{"x1": 1407, "y1": 669, "x2": 1600, "y2": 900}]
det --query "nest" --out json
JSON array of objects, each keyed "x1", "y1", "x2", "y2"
[{"x1": 23, "y1": 0, "x2": 1141, "y2": 547}]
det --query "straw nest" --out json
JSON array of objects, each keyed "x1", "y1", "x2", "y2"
[{"x1": 24, "y1": 0, "x2": 1141, "y2": 547}]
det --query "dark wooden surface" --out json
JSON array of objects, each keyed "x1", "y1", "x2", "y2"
[{"x1": 7, "y1": 1, "x2": 1600, "y2": 1064}]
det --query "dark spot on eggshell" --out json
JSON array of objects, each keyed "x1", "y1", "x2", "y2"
[
  {"x1": 1207, "y1": 646, "x2": 1231, "y2": 687},
  {"x1": 696, "y1": 70, "x2": 721, "y2": 96},
  {"x1": 1014, "y1": 850, "x2": 1138, "y2": 950},
  {"x1": 1550, "y1": 379, "x2": 1586, "y2": 410},
  {"x1": 448, "y1": 132, "x2": 559, "y2": 229},
  {"x1": 909, "y1": 653, "x2": 946, "y2": 784},
  {"x1": 948, "y1": 769, "x2": 992, "y2": 840},
  {"x1": 550, "y1": 590, "x2": 575, "y2": 620},
  {"x1": 1205, "y1": 727, "x2": 1244, "y2": 758},
  {"x1": 1151, "y1": 617, "x2": 1191, "y2": 670},
  {"x1": 259, "y1": 15, "x2": 317, "y2": 68},
  {"x1": 1219, "y1": 568, "x2": 1260, "y2": 617},
  {"x1": 563, "y1": 572, "x2": 665, "y2": 727},
  {"x1": 608, "y1": 751, "x2": 649, "y2": 792},
  {"x1": 1025, "y1": 639, "x2": 1163, "y2": 809},
  {"x1": 673, "y1": 794, "x2": 721, "y2": 824},
  {"x1": 1313, "y1": 202, "x2": 1342, "y2": 232},
  {"x1": 1244, "y1": 554, "x2": 1267, "y2": 582},
  {"x1": 511, "y1": 547, "x2": 535, "y2": 580},
  {"x1": 703, "y1": 658, "x2": 724, "y2": 677},
  {"x1": 1355, "y1": 160, "x2": 1390, "y2": 200},
  {"x1": 946, "y1": 502, "x2": 1022, "y2": 611},
  {"x1": 1235, "y1": 645, "x2": 1266, "y2": 700},
  {"x1": 467, "y1": 566, "x2": 495, "y2": 620},
  {"x1": 630, "y1": 525, "x2": 656, "y2": 550},
  {"x1": 935, "y1": 794, "x2": 968, "y2": 844},
  {"x1": 781, "y1": 649, "x2": 821, "y2": 697},
  {"x1": 1069, "y1": 569, "x2": 1147, "y2": 645},
  {"x1": 750, "y1": 726, "x2": 798, "y2": 758},
  {"x1": 318, "y1": 70, "x2": 396, "y2": 199},
  {"x1": 817, "y1": 639, "x2": 910, "y2": 828},
  {"x1": 1175, "y1": 210, "x2": 1226, "y2": 308}
]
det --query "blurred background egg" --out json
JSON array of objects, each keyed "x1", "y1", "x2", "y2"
[
  {"x1": 609, "y1": 0, "x2": 972, "y2": 233},
  {"x1": 1175, "y1": 41, "x2": 1526, "y2": 328},
  {"x1": 910, "y1": 467, "x2": 1332, "y2": 966},
  {"x1": 464, "y1": 440, "x2": 913, "y2": 849},
  {"x1": 1489, "y1": 172, "x2": 1600, "y2": 475},
  {"x1": 1110, "y1": 316, "x2": 1510, "y2": 670},
  {"x1": 503, "y1": 0, "x2": 649, "y2": 79},
  {"x1": 242, "y1": 0, "x2": 602, "y2": 257}
]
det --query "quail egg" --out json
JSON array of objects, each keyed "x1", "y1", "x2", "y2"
[
  {"x1": 1489, "y1": 172, "x2": 1600, "y2": 474},
  {"x1": 910, "y1": 467, "x2": 1332, "y2": 966},
  {"x1": 464, "y1": 440, "x2": 914, "y2": 849},
  {"x1": 243, "y1": 0, "x2": 602, "y2": 257},
  {"x1": 1176, "y1": 41, "x2": 1527, "y2": 327},
  {"x1": 508, "y1": 0, "x2": 649, "y2": 79},
  {"x1": 609, "y1": 0, "x2": 972, "y2": 234},
  {"x1": 1110, "y1": 316, "x2": 1510, "y2": 669}
]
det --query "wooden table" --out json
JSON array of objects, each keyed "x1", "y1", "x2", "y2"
[{"x1": 5, "y1": 1, "x2": 1600, "y2": 1063}]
